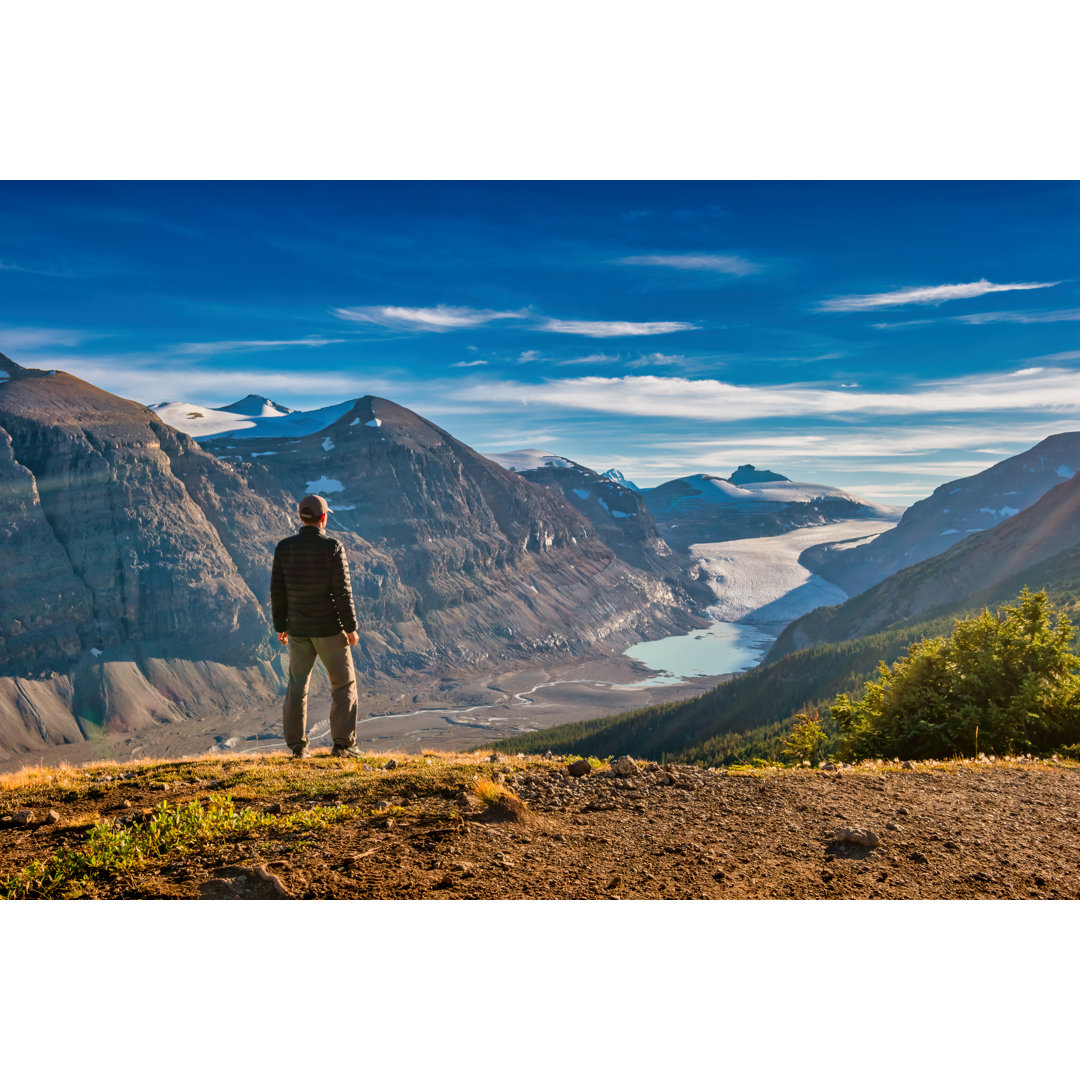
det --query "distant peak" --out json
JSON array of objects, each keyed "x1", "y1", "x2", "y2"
[
  {"x1": 601, "y1": 468, "x2": 640, "y2": 491},
  {"x1": 217, "y1": 394, "x2": 294, "y2": 416},
  {"x1": 728, "y1": 464, "x2": 789, "y2": 484}
]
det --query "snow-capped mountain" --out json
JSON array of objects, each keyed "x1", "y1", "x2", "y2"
[
  {"x1": 601, "y1": 468, "x2": 640, "y2": 491},
  {"x1": 641, "y1": 467, "x2": 898, "y2": 548},
  {"x1": 801, "y1": 432, "x2": 1080, "y2": 596}
]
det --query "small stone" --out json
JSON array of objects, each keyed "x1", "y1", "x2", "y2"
[
  {"x1": 0, "y1": 816, "x2": 11, "y2": 828},
  {"x1": 832, "y1": 827, "x2": 880, "y2": 849},
  {"x1": 885, "y1": 822, "x2": 901, "y2": 832},
  {"x1": 488, "y1": 753, "x2": 500, "y2": 763},
  {"x1": 611, "y1": 755, "x2": 640, "y2": 778},
  {"x1": 910, "y1": 851, "x2": 929, "y2": 864},
  {"x1": 567, "y1": 758, "x2": 592, "y2": 777},
  {"x1": 434, "y1": 874, "x2": 455, "y2": 889},
  {"x1": 11, "y1": 810, "x2": 34, "y2": 827},
  {"x1": 821, "y1": 870, "x2": 835, "y2": 882},
  {"x1": 943, "y1": 840, "x2": 960, "y2": 851},
  {"x1": 121, "y1": 800, "x2": 133, "y2": 809},
  {"x1": 43, "y1": 809, "x2": 61, "y2": 826},
  {"x1": 384, "y1": 759, "x2": 398, "y2": 770}
]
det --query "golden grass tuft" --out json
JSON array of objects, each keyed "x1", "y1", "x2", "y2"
[{"x1": 472, "y1": 778, "x2": 532, "y2": 823}]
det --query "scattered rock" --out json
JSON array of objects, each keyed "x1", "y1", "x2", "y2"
[
  {"x1": 43, "y1": 809, "x2": 61, "y2": 826},
  {"x1": 885, "y1": 822, "x2": 902, "y2": 832},
  {"x1": 567, "y1": 759, "x2": 592, "y2": 777},
  {"x1": 832, "y1": 827, "x2": 880, "y2": 849},
  {"x1": 943, "y1": 840, "x2": 961, "y2": 851},
  {"x1": 612, "y1": 756, "x2": 640, "y2": 778},
  {"x1": 488, "y1": 753, "x2": 500, "y2": 763},
  {"x1": 909, "y1": 851, "x2": 929, "y2": 864},
  {"x1": 121, "y1": 800, "x2": 133, "y2": 809},
  {"x1": 384, "y1": 759, "x2": 398, "y2": 770},
  {"x1": 198, "y1": 864, "x2": 294, "y2": 899},
  {"x1": 434, "y1": 874, "x2": 455, "y2": 889},
  {"x1": 10, "y1": 810, "x2": 34, "y2": 827}
]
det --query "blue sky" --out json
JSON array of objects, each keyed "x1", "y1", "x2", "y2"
[{"x1": 2, "y1": 180, "x2": 1078, "y2": 504}]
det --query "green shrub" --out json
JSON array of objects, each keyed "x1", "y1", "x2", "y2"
[
  {"x1": 780, "y1": 711, "x2": 827, "y2": 766},
  {"x1": 832, "y1": 589, "x2": 1080, "y2": 761}
]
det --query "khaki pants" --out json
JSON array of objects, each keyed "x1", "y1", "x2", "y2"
[{"x1": 283, "y1": 632, "x2": 358, "y2": 751}]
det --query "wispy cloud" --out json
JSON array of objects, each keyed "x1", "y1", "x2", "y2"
[
  {"x1": 619, "y1": 253, "x2": 760, "y2": 276},
  {"x1": 537, "y1": 318, "x2": 698, "y2": 337},
  {"x1": 955, "y1": 306, "x2": 1080, "y2": 325},
  {"x1": 174, "y1": 337, "x2": 346, "y2": 355},
  {"x1": 820, "y1": 278, "x2": 1061, "y2": 312},
  {"x1": 0, "y1": 326, "x2": 92, "y2": 351},
  {"x1": 332, "y1": 304, "x2": 524, "y2": 331},
  {"x1": 451, "y1": 359, "x2": 487, "y2": 367},
  {"x1": 457, "y1": 365, "x2": 1080, "y2": 422}
]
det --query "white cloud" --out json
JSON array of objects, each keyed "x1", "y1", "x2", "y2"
[
  {"x1": 175, "y1": 337, "x2": 346, "y2": 355},
  {"x1": 820, "y1": 278, "x2": 1061, "y2": 312},
  {"x1": 537, "y1": 318, "x2": 698, "y2": 337},
  {"x1": 0, "y1": 326, "x2": 90, "y2": 351},
  {"x1": 619, "y1": 253, "x2": 760, "y2": 275},
  {"x1": 554, "y1": 353, "x2": 620, "y2": 367},
  {"x1": 625, "y1": 353, "x2": 689, "y2": 369},
  {"x1": 332, "y1": 304, "x2": 523, "y2": 331},
  {"x1": 456, "y1": 365, "x2": 1080, "y2": 422},
  {"x1": 955, "y1": 307, "x2": 1080, "y2": 325},
  {"x1": 451, "y1": 359, "x2": 487, "y2": 367}
]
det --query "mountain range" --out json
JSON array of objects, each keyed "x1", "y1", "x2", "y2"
[
  {"x1": 0, "y1": 356, "x2": 705, "y2": 760},
  {"x1": 800, "y1": 432, "x2": 1080, "y2": 596}
]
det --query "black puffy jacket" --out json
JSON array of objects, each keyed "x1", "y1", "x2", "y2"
[{"x1": 270, "y1": 526, "x2": 358, "y2": 637}]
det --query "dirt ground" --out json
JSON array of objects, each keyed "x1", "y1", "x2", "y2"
[{"x1": 3, "y1": 752, "x2": 1079, "y2": 899}]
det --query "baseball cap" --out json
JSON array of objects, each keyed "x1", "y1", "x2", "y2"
[{"x1": 298, "y1": 494, "x2": 333, "y2": 520}]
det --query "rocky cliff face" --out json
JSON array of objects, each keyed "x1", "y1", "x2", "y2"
[
  {"x1": 801, "y1": 433, "x2": 1080, "y2": 597},
  {"x1": 202, "y1": 396, "x2": 705, "y2": 665},
  {"x1": 1, "y1": 359, "x2": 704, "y2": 759},
  {"x1": 0, "y1": 356, "x2": 271, "y2": 671}
]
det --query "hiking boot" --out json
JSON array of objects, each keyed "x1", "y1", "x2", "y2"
[
  {"x1": 291, "y1": 747, "x2": 310, "y2": 759},
  {"x1": 331, "y1": 745, "x2": 363, "y2": 759}
]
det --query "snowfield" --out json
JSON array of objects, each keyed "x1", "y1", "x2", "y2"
[
  {"x1": 150, "y1": 399, "x2": 357, "y2": 439},
  {"x1": 485, "y1": 448, "x2": 578, "y2": 472},
  {"x1": 692, "y1": 518, "x2": 897, "y2": 626}
]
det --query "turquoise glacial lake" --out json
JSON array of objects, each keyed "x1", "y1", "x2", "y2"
[{"x1": 624, "y1": 620, "x2": 776, "y2": 679}]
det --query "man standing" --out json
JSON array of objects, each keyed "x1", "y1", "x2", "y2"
[{"x1": 271, "y1": 493, "x2": 361, "y2": 759}]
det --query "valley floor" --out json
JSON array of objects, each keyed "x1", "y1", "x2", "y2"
[
  {"x1": 0, "y1": 655, "x2": 730, "y2": 772},
  {"x1": 3, "y1": 752, "x2": 1077, "y2": 899}
]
